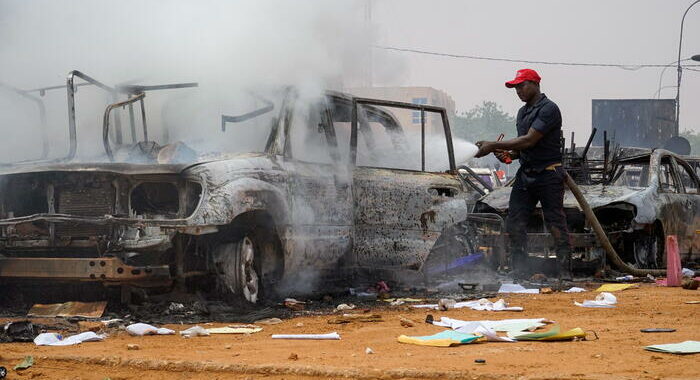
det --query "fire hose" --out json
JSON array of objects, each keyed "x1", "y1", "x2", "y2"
[{"x1": 563, "y1": 173, "x2": 666, "y2": 277}]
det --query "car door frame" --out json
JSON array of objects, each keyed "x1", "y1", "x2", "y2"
[
  {"x1": 346, "y1": 97, "x2": 473, "y2": 276},
  {"x1": 277, "y1": 91, "x2": 353, "y2": 281},
  {"x1": 671, "y1": 156, "x2": 700, "y2": 259}
]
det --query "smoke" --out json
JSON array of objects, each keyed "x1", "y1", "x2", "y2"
[{"x1": 0, "y1": 0, "x2": 389, "y2": 162}]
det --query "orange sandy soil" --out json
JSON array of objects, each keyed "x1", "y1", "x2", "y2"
[{"x1": 0, "y1": 284, "x2": 698, "y2": 380}]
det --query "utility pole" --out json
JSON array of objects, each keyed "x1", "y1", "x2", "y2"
[
  {"x1": 365, "y1": 0, "x2": 373, "y2": 87},
  {"x1": 675, "y1": 0, "x2": 700, "y2": 135}
]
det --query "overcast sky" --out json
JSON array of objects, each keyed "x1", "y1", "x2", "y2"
[{"x1": 370, "y1": 0, "x2": 700, "y2": 144}]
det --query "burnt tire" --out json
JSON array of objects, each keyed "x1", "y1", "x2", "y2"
[
  {"x1": 632, "y1": 223, "x2": 665, "y2": 269},
  {"x1": 213, "y1": 227, "x2": 283, "y2": 304}
]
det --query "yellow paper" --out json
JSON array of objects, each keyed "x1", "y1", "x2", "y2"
[
  {"x1": 383, "y1": 298, "x2": 424, "y2": 303},
  {"x1": 206, "y1": 327, "x2": 263, "y2": 334},
  {"x1": 595, "y1": 283, "x2": 637, "y2": 292},
  {"x1": 397, "y1": 335, "x2": 460, "y2": 347},
  {"x1": 512, "y1": 326, "x2": 586, "y2": 341},
  {"x1": 538, "y1": 328, "x2": 586, "y2": 341}
]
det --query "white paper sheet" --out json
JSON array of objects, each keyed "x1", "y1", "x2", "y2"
[
  {"x1": 180, "y1": 326, "x2": 210, "y2": 338},
  {"x1": 413, "y1": 298, "x2": 522, "y2": 311},
  {"x1": 126, "y1": 323, "x2": 176, "y2": 336},
  {"x1": 498, "y1": 283, "x2": 539, "y2": 294},
  {"x1": 34, "y1": 332, "x2": 106, "y2": 346},
  {"x1": 271, "y1": 332, "x2": 341, "y2": 340},
  {"x1": 433, "y1": 317, "x2": 548, "y2": 332},
  {"x1": 431, "y1": 317, "x2": 552, "y2": 342},
  {"x1": 564, "y1": 287, "x2": 586, "y2": 293},
  {"x1": 574, "y1": 292, "x2": 617, "y2": 308}
]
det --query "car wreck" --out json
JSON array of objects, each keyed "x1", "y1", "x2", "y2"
[
  {"x1": 0, "y1": 71, "x2": 485, "y2": 303},
  {"x1": 471, "y1": 141, "x2": 700, "y2": 274}
]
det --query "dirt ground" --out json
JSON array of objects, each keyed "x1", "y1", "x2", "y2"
[{"x1": 0, "y1": 284, "x2": 698, "y2": 380}]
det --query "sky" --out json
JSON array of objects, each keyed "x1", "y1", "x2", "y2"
[{"x1": 368, "y1": 0, "x2": 700, "y2": 144}]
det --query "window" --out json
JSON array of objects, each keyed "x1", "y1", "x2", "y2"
[
  {"x1": 612, "y1": 164, "x2": 650, "y2": 187},
  {"x1": 411, "y1": 97, "x2": 428, "y2": 124},
  {"x1": 675, "y1": 159, "x2": 699, "y2": 194},
  {"x1": 329, "y1": 96, "x2": 452, "y2": 173},
  {"x1": 659, "y1": 158, "x2": 680, "y2": 193},
  {"x1": 287, "y1": 100, "x2": 333, "y2": 164}
]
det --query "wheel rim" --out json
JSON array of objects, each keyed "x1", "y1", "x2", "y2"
[{"x1": 241, "y1": 237, "x2": 259, "y2": 303}]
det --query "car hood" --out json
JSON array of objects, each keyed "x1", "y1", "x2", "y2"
[
  {"x1": 478, "y1": 184, "x2": 647, "y2": 212},
  {"x1": 0, "y1": 161, "x2": 188, "y2": 176},
  {"x1": 0, "y1": 152, "x2": 272, "y2": 176}
]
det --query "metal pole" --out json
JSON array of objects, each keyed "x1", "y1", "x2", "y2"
[
  {"x1": 421, "y1": 108, "x2": 425, "y2": 171},
  {"x1": 675, "y1": 0, "x2": 700, "y2": 135}
]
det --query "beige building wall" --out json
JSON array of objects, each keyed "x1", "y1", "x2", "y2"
[{"x1": 345, "y1": 87, "x2": 456, "y2": 135}]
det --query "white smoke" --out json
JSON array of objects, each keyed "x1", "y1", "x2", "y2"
[{"x1": 0, "y1": 0, "x2": 394, "y2": 162}]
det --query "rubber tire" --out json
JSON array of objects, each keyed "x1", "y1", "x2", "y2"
[
  {"x1": 213, "y1": 227, "x2": 282, "y2": 304},
  {"x1": 632, "y1": 225, "x2": 665, "y2": 269}
]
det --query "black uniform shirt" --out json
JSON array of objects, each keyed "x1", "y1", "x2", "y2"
[{"x1": 515, "y1": 94, "x2": 562, "y2": 170}]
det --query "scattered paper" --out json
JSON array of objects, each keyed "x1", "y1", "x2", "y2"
[
  {"x1": 255, "y1": 318, "x2": 283, "y2": 325},
  {"x1": 681, "y1": 268, "x2": 695, "y2": 277},
  {"x1": 34, "y1": 332, "x2": 106, "y2": 346},
  {"x1": 180, "y1": 326, "x2": 210, "y2": 338},
  {"x1": 383, "y1": 298, "x2": 424, "y2": 303},
  {"x1": 126, "y1": 323, "x2": 175, "y2": 336},
  {"x1": 449, "y1": 321, "x2": 516, "y2": 342},
  {"x1": 207, "y1": 326, "x2": 262, "y2": 334},
  {"x1": 271, "y1": 332, "x2": 341, "y2": 340},
  {"x1": 397, "y1": 330, "x2": 481, "y2": 347},
  {"x1": 14, "y1": 356, "x2": 33, "y2": 370},
  {"x1": 327, "y1": 314, "x2": 383, "y2": 324},
  {"x1": 575, "y1": 292, "x2": 617, "y2": 308},
  {"x1": 615, "y1": 275, "x2": 634, "y2": 281},
  {"x1": 436, "y1": 317, "x2": 547, "y2": 331},
  {"x1": 413, "y1": 298, "x2": 522, "y2": 312},
  {"x1": 101, "y1": 318, "x2": 123, "y2": 327},
  {"x1": 564, "y1": 287, "x2": 586, "y2": 293},
  {"x1": 644, "y1": 341, "x2": 700, "y2": 354},
  {"x1": 509, "y1": 325, "x2": 586, "y2": 341},
  {"x1": 595, "y1": 283, "x2": 637, "y2": 292},
  {"x1": 498, "y1": 283, "x2": 539, "y2": 294}
]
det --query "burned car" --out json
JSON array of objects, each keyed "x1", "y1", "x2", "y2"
[
  {"x1": 0, "y1": 71, "x2": 481, "y2": 302},
  {"x1": 472, "y1": 147, "x2": 700, "y2": 273}
]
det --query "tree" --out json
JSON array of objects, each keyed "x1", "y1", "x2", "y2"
[
  {"x1": 680, "y1": 129, "x2": 700, "y2": 155},
  {"x1": 451, "y1": 101, "x2": 516, "y2": 143}
]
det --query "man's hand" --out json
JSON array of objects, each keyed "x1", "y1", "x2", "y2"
[
  {"x1": 494, "y1": 149, "x2": 511, "y2": 164},
  {"x1": 474, "y1": 141, "x2": 495, "y2": 158}
]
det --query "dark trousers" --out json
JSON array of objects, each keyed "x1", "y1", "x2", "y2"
[{"x1": 506, "y1": 167, "x2": 572, "y2": 264}]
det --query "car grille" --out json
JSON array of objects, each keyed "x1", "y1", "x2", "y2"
[{"x1": 55, "y1": 186, "x2": 114, "y2": 238}]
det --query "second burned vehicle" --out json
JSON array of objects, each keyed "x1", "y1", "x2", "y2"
[
  {"x1": 472, "y1": 142, "x2": 700, "y2": 274},
  {"x1": 0, "y1": 71, "x2": 482, "y2": 302}
]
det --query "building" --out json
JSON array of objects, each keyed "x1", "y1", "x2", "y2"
[{"x1": 345, "y1": 87, "x2": 456, "y2": 134}]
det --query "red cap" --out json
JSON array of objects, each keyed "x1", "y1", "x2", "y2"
[{"x1": 505, "y1": 69, "x2": 541, "y2": 88}]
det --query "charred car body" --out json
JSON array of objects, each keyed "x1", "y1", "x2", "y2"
[
  {"x1": 472, "y1": 136, "x2": 700, "y2": 273},
  {"x1": 0, "y1": 71, "x2": 481, "y2": 302}
]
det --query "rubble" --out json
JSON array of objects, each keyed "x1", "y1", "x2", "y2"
[{"x1": 1, "y1": 321, "x2": 36, "y2": 343}]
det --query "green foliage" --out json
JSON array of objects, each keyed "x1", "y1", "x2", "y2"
[
  {"x1": 680, "y1": 129, "x2": 700, "y2": 155},
  {"x1": 451, "y1": 101, "x2": 516, "y2": 143}
]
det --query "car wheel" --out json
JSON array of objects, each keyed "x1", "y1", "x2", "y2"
[
  {"x1": 213, "y1": 235, "x2": 261, "y2": 303},
  {"x1": 213, "y1": 227, "x2": 282, "y2": 304},
  {"x1": 632, "y1": 225, "x2": 664, "y2": 269}
]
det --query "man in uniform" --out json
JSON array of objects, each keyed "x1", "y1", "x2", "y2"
[{"x1": 475, "y1": 69, "x2": 572, "y2": 280}]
